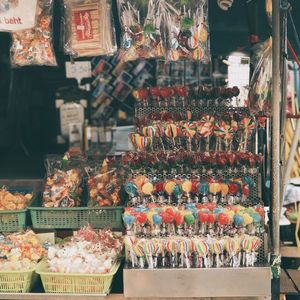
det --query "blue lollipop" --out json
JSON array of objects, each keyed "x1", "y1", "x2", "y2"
[
  {"x1": 123, "y1": 214, "x2": 135, "y2": 226},
  {"x1": 124, "y1": 182, "x2": 138, "y2": 197},
  {"x1": 233, "y1": 214, "x2": 244, "y2": 226},
  {"x1": 213, "y1": 207, "x2": 224, "y2": 217},
  {"x1": 153, "y1": 214, "x2": 163, "y2": 225},
  {"x1": 199, "y1": 181, "x2": 209, "y2": 202}
]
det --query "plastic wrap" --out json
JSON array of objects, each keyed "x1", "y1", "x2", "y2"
[
  {"x1": 42, "y1": 154, "x2": 84, "y2": 208},
  {"x1": 163, "y1": 0, "x2": 210, "y2": 61},
  {"x1": 248, "y1": 38, "x2": 272, "y2": 115},
  {"x1": 117, "y1": 0, "x2": 164, "y2": 61},
  {"x1": 87, "y1": 162, "x2": 121, "y2": 207},
  {"x1": 266, "y1": 0, "x2": 272, "y2": 27},
  {"x1": 10, "y1": 0, "x2": 57, "y2": 67},
  {"x1": 63, "y1": 0, "x2": 117, "y2": 57}
]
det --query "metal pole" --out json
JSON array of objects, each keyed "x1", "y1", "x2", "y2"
[{"x1": 271, "y1": 0, "x2": 281, "y2": 298}]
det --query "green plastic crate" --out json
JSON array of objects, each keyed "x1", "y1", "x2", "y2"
[
  {"x1": 0, "y1": 188, "x2": 33, "y2": 232},
  {"x1": 29, "y1": 197, "x2": 124, "y2": 230}
]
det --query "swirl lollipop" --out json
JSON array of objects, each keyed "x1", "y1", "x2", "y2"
[
  {"x1": 124, "y1": 235, "x2": 137, "y2": 267},
  {"x1": 211, "y1": 238, "x2": 224, "y2": 268},
  {"x1": 123, "y1": 214, "x2": 136, "y2": 234},
  {"x1": 165, "y1": 123, "x2": 179, "y2": 148},
  {"x1": 125, "y1": 182, "x2": 138, "y2": 205},
  {"x1": 223, "y1": 123, "x2": 234, "y2": 151},
  {"x1": 240, "y1": 117, "x2": 256, "y2": 151},
  {"x1": 225, "y1": 236, "x2": 241, "y2": 267},
  {"x1": 241, "y1": 235, "x2": 253, "y2": 267},
  {"x1": 214, "y1": 120, "x2": 226, "y2": 151},
  {"x1": 143, "y1": 239, "x2": 155, "y2": 268},
  {"x1": 199, "y1": 115, "x2": 215, "y2": 151},
  {"x1": 250, "y1": 236, "x2": 262, "y2": 266},
  {"x1": 134, "y1": 239, "x2": 145, "y2": 268},
  {"x1": 182, "y1": 122, "x2": 196, "y2": 151},
  {"x1": 166, "y1": 238, "x2": 177, "y2": 268},
  {"x1": 154, "y1": 123, "x2": 165, "y2": 152}
]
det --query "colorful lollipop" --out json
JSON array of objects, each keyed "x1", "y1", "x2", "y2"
[{"x1": 165, "y1": 123, "x2": 179, "y2": 147}]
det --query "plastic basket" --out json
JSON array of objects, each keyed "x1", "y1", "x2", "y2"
[
  {"x1": 0, "y1": 268, "x2": 36, "y2": 293},
  {"x1": 36, "y1": 261, "x2": 120, "y2": 294},
  {"x1": 0, "y1": 188, "x2": 33, "y2": 232},
  {"x1": 29, "y1": 197, "x2": 124, "y2": 230}
]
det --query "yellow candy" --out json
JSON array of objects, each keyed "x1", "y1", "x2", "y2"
[
  {"x1": 142, "y1": 182, "x2": 154, "y2": 195},
  {"x1": 209, "y1": 183, "x2": 221, "y2": 194},
  {"x1": 243, "y1": 213, "x2": 253, "y2": 226},
  {"x1": 164, "y1": 181, "x2": 176, "y2": 195},
  {"x1": 220, "y1": 183, "x2": 229, "y2": 196},
  {"x1": 135, "y1": 175, "x2": 149, "y2": 193},
  {"x1": 181, "y1": 180, "x2": 192, "y2": 193}
]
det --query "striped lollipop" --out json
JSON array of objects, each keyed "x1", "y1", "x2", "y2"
[
  {"x1": 240, "y1": 117, "x2": 256, "y2": 151},
  {"x1": 165, "y1": 123, "x2": 178, "y2": 148}
]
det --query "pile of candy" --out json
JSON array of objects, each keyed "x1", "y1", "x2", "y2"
[
  {"x1": 10, "y1": 0, "x2": 57, "y2": 67},
  {"x1": 124, "y1": 234, "x2": 262, "y2": 269},
  {"x1": 43, "y1": 169, "x2": 82, "y2": 208},
  {"x1": 124, "y1": 175, "x2": 257, "y2": 206},
  {"x1": 48, "y1": 226, "x2": 123, "y2": 274},
  {"x1": 130, "y1": 115, "x2": 256, "y2": 152},
  {"x1": 134, "y1": 86, "x2": 240, "y2": 107},
  {"x1": 123, "y1": 204, "x2": 264, "y2": 236},
  {"x1": 87, "y1": 168, "x2": 121, "y2": 207},
  {"x1": 122, "y1": 151, "x2": 262, "y2": 173},
  {"x1": 0, "y1": 188, "x2": 32, "y2": 211},
  {"x1": 0, "y1": 231, "x2": 45, "y2": 270}
]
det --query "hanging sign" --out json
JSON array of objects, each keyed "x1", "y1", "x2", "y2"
[{"x1": 0, "y1": 0, "x2": 38, "y2": 32}]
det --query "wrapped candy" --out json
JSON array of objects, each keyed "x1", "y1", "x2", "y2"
[
  {"x1": 87, "y1": 161, "x2": 121, "y2": 207},
  {"x1": 0, "y1": 187, "x2": 32, "y2": 211},
  {"x1": 0, "y1": 230, "x2": 45, "y2": 271},
  {"x1": 10, "y1": 0, "x2": 57, "y2": 67},
  {"x1": 163, "y1": 0, "x2": 210, "y2": 62},
  {"x1": 63, "y1": 0, "x2": 117, "y2": 57},
  {"x1": 48, "y1": 226, "x2": 123, "y2": 274}
]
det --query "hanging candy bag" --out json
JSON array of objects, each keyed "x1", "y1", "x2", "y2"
[
  {"x1": 10, "y1": 0, "x2": 57, "y2": 67},
  {"x1": 162, "y1": 0, "x2": 210, "y2": 62},
  {"x1": 63, "y1": 0, "x2": 117, "y2": 57},
  {"x1": 117, "y1": 0, "x2": 164, "y2": 61},
  {"x1": 248, "y1": 38, "x2": 272, "y2": 115}
]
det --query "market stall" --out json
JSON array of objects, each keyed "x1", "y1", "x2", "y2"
[{"x1": 1, "y1": 0, "x2": 298, "y2": 299}]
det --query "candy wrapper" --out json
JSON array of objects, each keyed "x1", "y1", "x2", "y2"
[
  {"x1": 0, "y1": 187, "x2": 32, "y2": 210},
  {"x1": 10, "y1": 0, "x2": 57, "y2": 67},
  {"x1": 87, "y1": 161, "x2": 121, "y2": 207},
  {"x1": 0, "y1": 230, "x2": 45, "y2": 270},
  {"x1": 248, "y1": 38, "x2": 272, "y2": 115},
  {"x1": 42, "y1": 153, "x2": 84, "y2": 208},
  {"x1": 63, "y1": 0, "x2": 117, "y2": 57},
  {"x1": 48, "y1": 226, "x2": 123, "y2": 274},
  {"x1": 163, "y1": 0, "x2": 210, "y2": 61},
  {"x1": 117, "y1": 0, "x2": 164, "y2": 61}
]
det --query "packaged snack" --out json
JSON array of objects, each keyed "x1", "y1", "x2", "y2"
[
  {"x1": 0, "y1": 230, "x2": 45, "y2": 270},
  {"x1": 10, "y1": 0, "x2": 57, "y2": 66},
  {"x1": 63, "y1": 0, "x2": 117, "y2": 57},
  {"x1": 48, "y1": 226, "x2": 123, "y2": 273},
  {"x1": 163, "y1": 0, "x2": 210, "y2": 61},
  {"x1": 248, "y1": 38, "x2": 272, "y2": 115},
  {"x1": 0, "y1": 187, "x2": 32, "y2": 211},
  {"x1": 87, "y1": 161, "x2": 121, "y2": 207},
  {"x1": 42, "y1": 153, "x2": 84, "y2": 208},
  {"x1": 117, "y1": 0, "x2": 164, "y2": 60}
]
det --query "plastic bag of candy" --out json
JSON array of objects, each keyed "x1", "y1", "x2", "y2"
[
  {"x1": 10, "y1": 0, "x2": 57, "y2": 67},
  {"x1": 248, "y1": 38, "x2": 272, "y2": 115},
  {"x1": 42, "y1": 153, "x2": 84, "y2": 208},
  {"x1": 87, "y1": 160, "x2": 121, "y2": 207},
  {"x1": 117, "y1": 0, "x2": 165, "y2": 61},
  {"x1": 63, "y1": 0, "x2": 117, "y2": 57},
  {"x1": 163, "y1": 0, "x2": 210, "y2": 62}
]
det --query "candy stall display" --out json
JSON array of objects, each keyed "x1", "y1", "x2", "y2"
[
  {"x1": 123, "y1": 82, "x2": 269, "y2": 297},
  {"x1": 0, "y1": 230, "x2": 45, "y2": 293},
  {"x1": 37, "y1": 226, "x2": 122, "y2": 294}
]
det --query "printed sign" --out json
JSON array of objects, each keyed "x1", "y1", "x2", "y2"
[
  {"x1": 0, "y1": 0, "x2": 37, "y2": 31},
  {"x1": 66, "y1": 61, "x2": 92, "y2": 84}
]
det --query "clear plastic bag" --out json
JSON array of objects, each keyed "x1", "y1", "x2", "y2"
[
  {"x1": 248, "y1": 38, "x2": 272, "y2": 115},
  {"x1": 63, "y1": 0, "x2": 117, "y2": 57},
  {"x1": 87, "y1": 161, "x2": 121, "y2": 207},
  {"x1": 42, "y1": 153, "x2": 85, "y2": 208},
  {"x1": 10, "y1": 0, "x2": 57, "y2": 67},
  {"x1": 163, "y1": 0, "x2": 210, "y2": 62},
  {"x1": 117, "y1": 0, "x2": 165, "y2": 61}
]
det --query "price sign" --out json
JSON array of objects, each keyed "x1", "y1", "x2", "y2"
[{"x1": 65, "y1": 61, "x2": 92, "y2": 84}]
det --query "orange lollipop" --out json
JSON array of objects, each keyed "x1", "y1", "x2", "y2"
[{"x1": 135, "y1": 175, "x2": 149, "y2": 193}]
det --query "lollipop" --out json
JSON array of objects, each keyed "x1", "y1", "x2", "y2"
[
  {"x1": 123, "y1": 214, "x2": 136, "y2": 233},
  {"x1": 240, "y1": 117, "x2": 256, "y2": 151},
  {"x1": 143, "y1": 239, "x2": 155, "y2": 268},
  {"x1": 165, "y1": 123, "x2": 179, "y2": 147},
  {"x1": 135, "y1": 175, "x2": 149, "y2": 194},
  {"x1": 198, "y1": 211, "x2": 209, "y2": 235},
  {"x1": 124, "y1": 182, "x2": 138, "y2": 205},
  {"x1": 124, "y1": 235, "x2": 137, "y2": 267},
  {"x1": 142, "y1": 182, "x2": 155, "y2": 203},
  {"x1": 152, "y1": 214, "x2": 163, "y2": 236},
  {"x1": 136, "y1": 212, "x2": 148, "y2": 235},
  {"x1": 181, "y1": 180, "x2": 193, "y2": 203},
  {"x1": 214, "y1": 121, "x2": 226, "y2": 151},
  {"x1": 241, "y1": 235, "x2": 253, "y2": 267},
  {"x1": 223, "y1": 124, "x2": 234, "y2": 151},
  {"x1": 225, "y1": 236, "x2": 241, "y2": 268},
  {"x1": 142, "y1": 126, "x2": 156, "y2": 138},
  {"x1": 166, "y1": 238, "x2": 177, "y2": 268},
  {"x1": 194, "y1": 238, "x2": 209, "y2": 268},
  {"x1": 182, "y1": 123, "x2": 196, "y2": 151},
  {"x1": 217, "y1": 213, "x2": 229, "y2": 235},
  {"x1": 164, "y1": 180, "x2": 176, "y2": 204},
  {"x1": 175, "y1": 213, "x2": 184, "y2": 235},
  {"x1": 211, "y1": 238, "x2": 224, "y2": 268},
  {"x1": 198, "y1": 115, "x2": 215, "y2": 151},
  {"x1": 154, "y1": 123, "x2": 165, "y2": 152},
  {"x1": 178, "y1": 238, "x2": 191, "y2": 268},
  {"x1": 250, "y1": 236, "x2": 262, "y2": 266},
  {"x1": 173, "y1": 184, "x2": 182, "y2": 203},
  {"x1": 220, "y1": 182, "x2": 229, "y2": 204},
  {"x1": 134, "y1": 239, "x2": 145, "y2": 268},
  {"x1": 209, "y1": 181, "x2": 221, "y2": 203},
  {"x1": 198, "y1": 181, "x2": 209, "y2": 203},
  {"x1": 184, "y1": 213, "x2": 196, "y2": 236}
]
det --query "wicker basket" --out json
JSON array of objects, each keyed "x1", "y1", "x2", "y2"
[
  {"x1": 29, "y1": 197, "x2": 124, "y2": 230},
  {"x1": 36, "y1": 261, "x2": 120, "y2": 294},
  {"x1": 0, "y1": 268, "x2": 36, "y2": 293}
]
